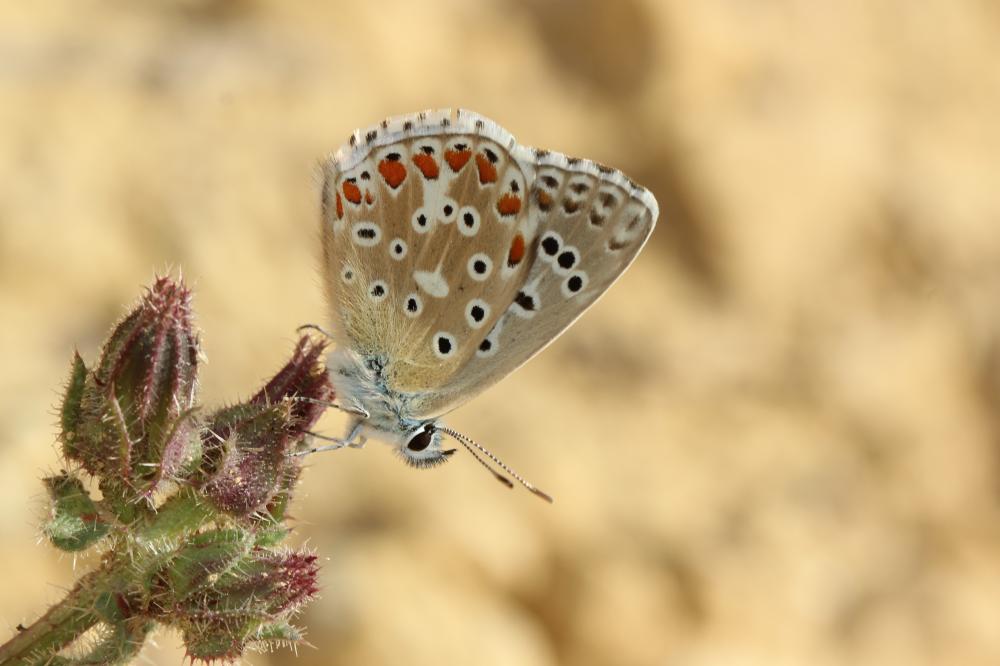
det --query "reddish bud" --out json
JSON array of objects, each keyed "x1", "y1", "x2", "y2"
[
  {"x1": 168, "y1": 547, "x2": 319, "y2": 662},
  {"x1": 201, "y1": 402, "x2": 297, "y2": 516},
  {"x1": 66, "y1": 277, "x2": 200, "y2": 496},
  {"x1": 252, "y1": 335, "x2": 334, "y2": 434},
  {"x1": 199, "y1": 335, "x2": 333, "y2": 519}
]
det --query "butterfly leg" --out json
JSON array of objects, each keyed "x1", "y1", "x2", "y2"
[
  {"x1": 296, "y1": 323, "x2": 336, "y2": 339},
  {"x1": 293, "y1": 395, "x2": 370, "y2": 419},
  {"x1": 297, "y1": 420, "x2": 366, "y2": 456}
]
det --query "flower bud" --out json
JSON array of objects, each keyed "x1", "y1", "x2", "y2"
[
  {"x1": 151, "y1": 536, "x2": 318, "y2": 662},
  {"x1": 64, "y1": 277, "x2": 200, "y2": 497},
  {"x1": 200, "y1": 402, "x2": 298, "y2": 517},
  {"x1": 252, "y1": 335, "x2": 334, "y2": 434},
  {"x1": 199, "y1": 336, "x2": 332, "y2": 519}
]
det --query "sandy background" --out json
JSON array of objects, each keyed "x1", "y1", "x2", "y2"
[{"x1": 2, "y1": 1, "x2": 1000, "y2": 664}]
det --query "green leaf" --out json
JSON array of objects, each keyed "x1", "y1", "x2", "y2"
[
  {"x1": 255, "y1": 621, "x2": 305, "y2": 643},
  {"x1": 59, "y1": 352, "x2": 88, "y2": 456},
  {"x1": 252, "y1": 524, "x2": 290, "y2": 548},
  {"x1": 180, "y1": 619, "x2": 245, "y2": 662},
  {"x1": 43, "y1": 474, "x2": 110, "y2": 552},
  {"x1": 139, "y1": 487, "x2": 217, "y2": 543},
  {"x1": 161, "y1": 528, "x2": 253, "y2": 602},
  {"x1": 48, "y1": 619, "x2": 153, "y2": 665},
  {"x1": 248, "y1": 621, "x2": 306, "y2": 649}
]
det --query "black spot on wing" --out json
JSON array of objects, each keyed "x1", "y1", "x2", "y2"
[{"x1": 514, "y1": 291, "x2": 536, "y2": 311}]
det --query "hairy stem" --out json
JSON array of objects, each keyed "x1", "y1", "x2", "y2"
[{"x1": 0, "y1": 569, "x2": 109, "y2": 665}]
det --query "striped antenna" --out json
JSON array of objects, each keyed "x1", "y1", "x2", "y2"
[{"x1": 438, "y1": 426, "x2": 553, "y2": 503}]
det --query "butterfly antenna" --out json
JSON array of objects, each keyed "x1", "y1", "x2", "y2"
[{"x1": 438, "y1": 426, "x2": 554, "y2": 503}]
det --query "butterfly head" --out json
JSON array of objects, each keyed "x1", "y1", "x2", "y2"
[
  {"x1": 378, "y1": 418, "x2": 553, "y2": 501},
  {"x1": 393, "y1": 421, "x2": 456, "y2": 468}
]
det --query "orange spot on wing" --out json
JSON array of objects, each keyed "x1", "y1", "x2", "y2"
[
  {"x1": 365, "y1": 190, "x2": 374, "y2": 205},
  {"x1": 378, "y1": 159, "x2": 407, "y2": 189},
  {"x1": 444, "y1": 149, "x2": 472, "y2": 172},
  {"x1": 335, "y1": 192, "x2": 343, "y2": 218},
  {"x1": 507, "y1": 234, "x2": 526, "y2": 267},
  {"x1": 412, "y1": 153, "x2": 440, "y2": 179},
  {"x1": 497, "y1": 193, "x2": 522, "y2": 216},
  {"x1": 342, "y1": 181, "x2": 362, "y2": 204},
  {"x1": 476, "y1": 154, "x2": 498, "y2": 184}
]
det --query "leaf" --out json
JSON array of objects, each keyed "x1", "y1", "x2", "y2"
[{"x1": 43, "y1": 474, "x2": 110, "y2": 552}]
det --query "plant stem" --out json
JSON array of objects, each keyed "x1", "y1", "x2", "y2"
[{"x1": 0, "y1": 569, "x2": 107, "y2": 665}]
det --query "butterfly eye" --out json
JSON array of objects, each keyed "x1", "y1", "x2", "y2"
[{"x1": 406, "y1": 427, "x2": 434, "y2": 452}]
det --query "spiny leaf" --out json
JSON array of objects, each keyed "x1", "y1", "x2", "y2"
[
  {"x1": 43, "y1": 473, "x2": 110, "y2": 552},
  {"x1": 59, "y1": 352, "x2": 88, "y2": 448},
  {"x1": 157, "y1": 528, "x2": 254, "y2": 602}
]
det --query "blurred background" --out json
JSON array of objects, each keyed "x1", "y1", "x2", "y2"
[{"x1": 2, "y1": 0, "x2": 1000, "y2": 664}]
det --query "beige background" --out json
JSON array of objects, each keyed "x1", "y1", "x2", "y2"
[{"x1": 2, "y1": 1, "x2": 1000, "y2": 664}]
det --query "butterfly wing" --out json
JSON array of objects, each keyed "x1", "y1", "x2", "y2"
[
  {"x1": 320, "y1": 110, "x2": 539, "y2": 396},
  {"x1": 407, "y1": 142, "x2": 658, "y2": 418},
  {"x1": 320, "y1": 109, "x2": 658, "y2": 419}
]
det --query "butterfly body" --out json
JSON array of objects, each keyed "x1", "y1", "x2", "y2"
[
  {"x1": 326, "y1": 347, "x2": 447, "y2": 464},
  {"x1": 320, "y1": 109, "x2": 658, "y2": 474}
]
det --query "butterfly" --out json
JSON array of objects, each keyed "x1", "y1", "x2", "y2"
[{"x1": 310, "y1": 109, "x2": 658, "y2": 501}]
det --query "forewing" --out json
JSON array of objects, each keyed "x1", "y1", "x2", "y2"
[{"x1": 320, "y1": 110, "x2": 539, "y2": 395}]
